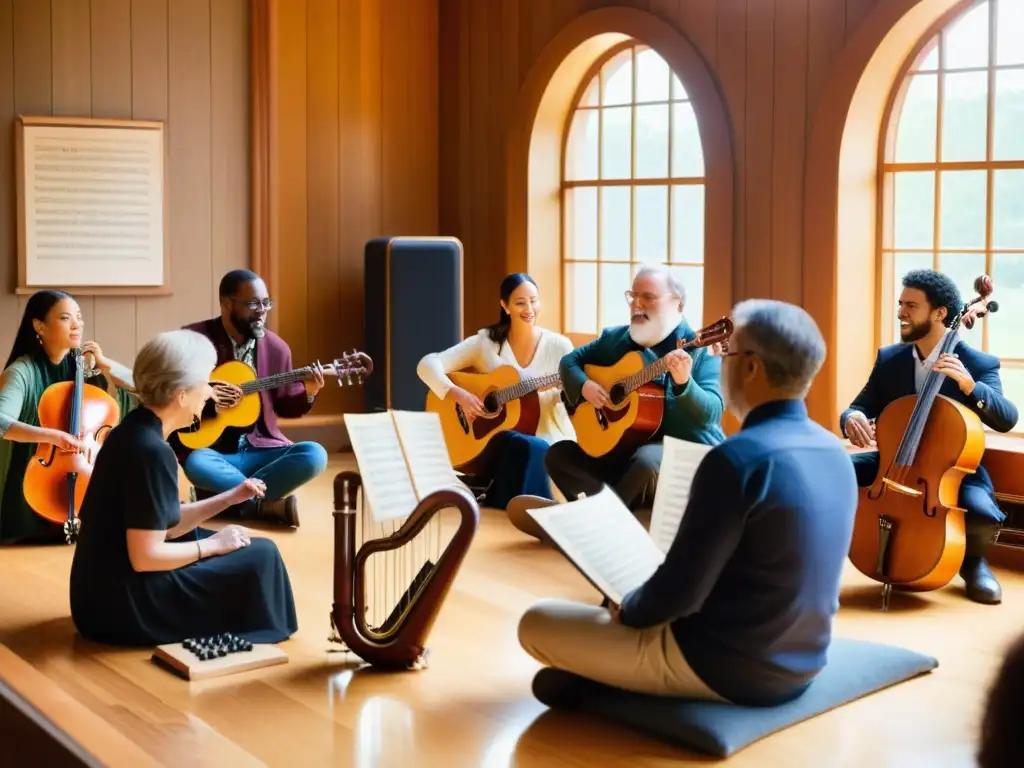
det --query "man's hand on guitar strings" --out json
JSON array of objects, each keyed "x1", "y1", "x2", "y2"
[
  {"x1": 210, "y1": 381, "x2": 243, "y2": 412},
  {"x1": 582, "y1": 380, "x2": 610, "y2": 408},
  {"x1": 664, "y1": 348, "x2": 693, "y2": 386}
]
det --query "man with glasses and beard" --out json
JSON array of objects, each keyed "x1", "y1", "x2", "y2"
[
  {"x1": 841, "y1": 269, "x2": 1018, "y2": 605},
  {"x1": 169, "y1": 269, "x2": 328, "y2": 527},
  {"x1": 505, "y1": 266, "x2": 725, "y2": 536}
]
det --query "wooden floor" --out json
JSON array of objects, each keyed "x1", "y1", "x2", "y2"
[{"x1": 2, "y1": 453, "x2": 1022, "y2": 767}]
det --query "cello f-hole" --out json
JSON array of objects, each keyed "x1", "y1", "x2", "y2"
[{"x1": 37, "y1": 445, "x2": 57, "y2": 468}]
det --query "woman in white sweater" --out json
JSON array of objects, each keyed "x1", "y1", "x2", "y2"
[{"x1": 416, "y1": 273, "x2": 575, "y2": 509}]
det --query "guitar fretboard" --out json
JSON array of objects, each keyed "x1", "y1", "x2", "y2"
[
  {"x1": 238, "y1": 366, "x2": 360, "y2": 395},
  {"x1": 239, "y1": 369, "x2": 311, "y2": 395},
  {"x1": 495, "y1": 372, "x2": 562, "y2": 405},
  {"x1": 617, "y1": 338, "x2": 702, "y2": 396}
]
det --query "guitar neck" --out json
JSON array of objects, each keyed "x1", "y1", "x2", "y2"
[
  {"x1": 240, "y1": 366, "x2": 335, "y2": 395},
  {"x1": 619, "y1": 356, "x2": 672, "y2": 395},
  {"x1": 493, "y1": 372, "x2": 562, "y2": 405},
  {"x1": 617, "y1": 337, "x2": 706, "y2": 395}
]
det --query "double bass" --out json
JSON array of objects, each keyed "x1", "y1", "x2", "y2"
[
  {"x1": 848, "y1": 275, "x2": 999, "y2": 609},
  {"x1": 22, "y1": 348, "x2": 121, "y2": 543}
]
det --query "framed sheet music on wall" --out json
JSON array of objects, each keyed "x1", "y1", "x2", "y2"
[{"x1": 14, "y1": 116, "x2": 170, "y2": 295}]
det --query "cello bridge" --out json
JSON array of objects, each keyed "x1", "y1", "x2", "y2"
[{"x1": 881, "y1": 477, "x2": 923, "y2": 498}]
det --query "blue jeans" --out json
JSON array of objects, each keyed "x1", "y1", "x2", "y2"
[
  {"x1": 483, "y1": 432, "x2": 553, "y2": 510},
  {"x1": 183, "y1": 441, "x2": 328, "y2": 501}
]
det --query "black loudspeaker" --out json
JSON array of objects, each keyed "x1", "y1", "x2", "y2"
[{"x1": 364, "y1": 236, "x2": 463, "y2": 412}]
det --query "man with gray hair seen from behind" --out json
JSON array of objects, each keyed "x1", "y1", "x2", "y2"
[
  {"x1": 518, "y1": 299, "x2": 858, "y2": 706},
  {"x1": 507, "y1": 265, "x2": 725, "y2": 537}
]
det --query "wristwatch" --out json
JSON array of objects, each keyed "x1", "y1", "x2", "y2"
[{"x1": 307, "y1": 394, "x2": 316, "y2": 404}]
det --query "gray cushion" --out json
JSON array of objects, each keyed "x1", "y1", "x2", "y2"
[{"x1": 531, "y1": 637, "x2": 938, "y2": 758}]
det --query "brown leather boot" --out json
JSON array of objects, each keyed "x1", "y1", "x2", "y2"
[
  {"x1": 257, "y1": 495, "x2": 299, "y2": 527},
  {"x1": 960, "y1": 523, "x2": 1001, "y2": 604}
]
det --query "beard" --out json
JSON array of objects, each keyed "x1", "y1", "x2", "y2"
[
  {"x1": 232, "y1": 313, "x2": 266, "y2": 340},
  {"x1": 628, "y1": 306, "x2": 683, "y2": 348},
  {"x1": 899, "y1": 319, "x2": 931, "y2": 343}
]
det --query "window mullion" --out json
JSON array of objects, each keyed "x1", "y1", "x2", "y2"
[
  {"x1": 596, "y1": 67, "x2": 604, "y2": 336},
  {"x1": 984, "y1": 0, "x2": 996, "y2": 354},
  {"x1": 630, "y1": 46, "x2": 637, "y2": 285},
  {"x1": 933, "y1": 30, "x2": 944, "y2": 273}
]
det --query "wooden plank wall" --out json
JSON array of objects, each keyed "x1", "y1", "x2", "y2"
[
  {"x1": 0, "y1": 0, "x2": 250, "y2": 366},
  {"x1": 268, "y1": 0, "x2": 438, "y2": 418},
  {"x1": 438, "y1": 0, "x2": 886, "y2": 335}
]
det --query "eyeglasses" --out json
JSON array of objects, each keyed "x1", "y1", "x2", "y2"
[
  {"x1": 235, "y1": 298, "x2": 273, "y2": 311},
  {"x1": 625, "y1": 290, "x2": 673, "y2": 304}
]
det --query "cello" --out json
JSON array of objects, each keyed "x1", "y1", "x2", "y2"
[
  {"x1": 22, "y1": 348, "x2": 121, "y2": 543},
  {"x1": 848, "y1": 275, "x2": 999, "y2": 609}
]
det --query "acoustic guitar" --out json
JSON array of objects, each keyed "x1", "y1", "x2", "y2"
[
  {"x1": 563, "y1": 317, "x2": 733, "y2": 459},
  {"x1": 425, "y1": 366, "x2": 561, "y2": 472},
  {"x1": 177, "y1": 350, "x2": 373, "y2": 450}
]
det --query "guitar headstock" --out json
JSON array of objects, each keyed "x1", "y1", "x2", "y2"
[
  {"x1": 959, "y1": 274, "x2": 999, "y2": 331},
  {"x1": 328, "y1": 350, "x2": 374, "y2": 386},
  {"x1": 679, "y1": 316, "x2": 734, "y2": 351}
]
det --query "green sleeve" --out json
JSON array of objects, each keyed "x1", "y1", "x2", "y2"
[
  {"x1": 0, "y1": 365, "x2": 30, "y2": 438},
  {"x1": 667, "y1": 347, "x2": 724, "y2": 427}
]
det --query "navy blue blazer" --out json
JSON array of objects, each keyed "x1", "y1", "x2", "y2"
[{"x1": 840, "y1": 340, "x2": 1019, "y2": 437}]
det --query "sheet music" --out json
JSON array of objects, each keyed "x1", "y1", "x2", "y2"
[
  {"x1": 648, "y1": 437, "x2": 713, "y2": 553},
  {"x1": 343, "y1": 412, "x2": 419, "y2": 523},
  {"x1": 528, "y1": 487, "x2": 665, "y2": 604},
  {"x1": 390, "y1": 410, "x2": 469, "y2": 499}
]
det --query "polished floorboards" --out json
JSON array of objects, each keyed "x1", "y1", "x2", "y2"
[{"x1": 1, "y1": 453, "x2": 1021, "y2": 767}]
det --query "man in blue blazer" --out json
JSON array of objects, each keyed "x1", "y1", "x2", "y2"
[{"x1": 841, "y1": 269, "x2": 1018, "y2": 604}]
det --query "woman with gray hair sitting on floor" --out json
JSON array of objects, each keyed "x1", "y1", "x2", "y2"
[{"x1": 70, "y1": 329, "x2": 298, "y2": 647}]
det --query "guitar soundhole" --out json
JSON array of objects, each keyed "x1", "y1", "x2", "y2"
[
  {"x1": 609, "y1": 383, "x2": 626, "y2": 406},
  {"x1": 483, "y1": 393, "x2": 499, "y2": 414}
]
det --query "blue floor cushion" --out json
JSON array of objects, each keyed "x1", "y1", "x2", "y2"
[{"x1": 531, "y1": 637, "x2": 938, "y2": 758}]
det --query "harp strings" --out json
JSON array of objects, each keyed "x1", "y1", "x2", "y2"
[{"x1": 356, "y1": 488, "x2": 447, "y2": 632}]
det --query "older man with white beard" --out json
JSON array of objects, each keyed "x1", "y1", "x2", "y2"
[{"x1": 505, "y1": 267, "x2": 724, "y2": 535}]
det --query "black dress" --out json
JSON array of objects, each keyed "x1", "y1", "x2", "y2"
[{"x1": 69, "y1": 406, "x2": 298, "y2": 646}]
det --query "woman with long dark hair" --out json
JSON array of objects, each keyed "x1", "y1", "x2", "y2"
[
  {"x1": 417, "y1": 273, "x2": 575, "y2": 509},
  {"x1": 0, "y1": 289, "x2": 136, "y2": 544}
]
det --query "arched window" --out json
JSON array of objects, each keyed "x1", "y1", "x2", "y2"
[
  {"x1": 882, "y1": 0, "x2": 1024, "y2": 432},
  {"x1": 561, "y1": 43, "x2": 705, "y2": 338}
]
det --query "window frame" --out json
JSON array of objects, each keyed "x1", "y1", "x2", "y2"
[
  {"x1": 877, "y1": 0, "x2": 1024, "y2": 434},
  {"x1": 559, "y1": 40, "x2": 706, "y2": 339}
]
